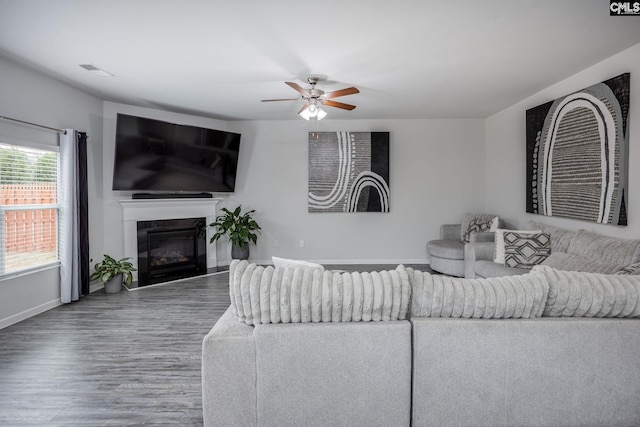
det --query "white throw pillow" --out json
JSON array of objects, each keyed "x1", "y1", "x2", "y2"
[
  {"x1": 493, "y1": 229, "x2": 542, "y2": 264},
  {"x1": 272, "y1": 256, "x2": 325, "y2": 272}
]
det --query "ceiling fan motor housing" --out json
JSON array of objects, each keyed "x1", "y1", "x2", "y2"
[{"x1": 307, "y1": 88, "x2": 324, "y2": 99}]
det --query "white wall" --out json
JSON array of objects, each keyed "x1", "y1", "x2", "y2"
[
  {"x1": 0, "y1": 56, "x2": 103, "y2": 328},
  {"x1": 222, "y1": 118, "x2": 486, "y2": 265},
  {"x1": 485, "y1": 43, "x2": 640, "y2": 237}
]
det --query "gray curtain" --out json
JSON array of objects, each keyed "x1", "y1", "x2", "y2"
[{"x1": 60, "y1": 130, "x2": 89, "y2": 303}]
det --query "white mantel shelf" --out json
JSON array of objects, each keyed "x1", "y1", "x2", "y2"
[{"x1": 120, "y1": 198, "x2": 221, "y2": 282}]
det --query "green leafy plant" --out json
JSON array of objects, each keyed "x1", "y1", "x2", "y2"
[
  {"x1": 209, "y1": 205, "x2": 261, "y2": 249},
  {"x1": 90, "y1": 254, "x2": 136, "y2": 286}
]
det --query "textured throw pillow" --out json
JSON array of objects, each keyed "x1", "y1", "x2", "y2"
[
  {"x1": 229, "y1": 260, "x2": 411, "y2": 325},
  {"x1": 533, "y1": 265, "x2": 640, "y2": 318},
  {"x1": 460, "y1": 213, "x2": 499, "y2": 243},
  {"x1": 272, "y1": 256, "x2": 325, "y2": 272},
  {"x1": 542, "y1": 252, "x2": 625, "y2": 274},
  {"x1": 409, "y1": 269, "x2": 549, "y2": 319},
  {"x1": 503, "y1": 231, "x2": 550, "y2": 268},
  {"x1": 615, "y1": 262, "x2": 640, "y2": 275},
  {"x1": 494, "y1": 229, "x2": 542, "y2": 264},
  {"x1": 526, "y1": 221, "x2": 576, "y2": 253},
  {"x1": 567, "y1": 229, "x2": 640, "y2": 266}
]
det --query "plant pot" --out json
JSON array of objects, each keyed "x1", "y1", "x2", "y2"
[
  {"x1": 231, "y1": 244, "x2": 250, "y2": 260},
  {"x1": 104, "y1": 276, "x2": 123, "y2": 294}
]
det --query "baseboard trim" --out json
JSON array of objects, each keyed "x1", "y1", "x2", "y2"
[{"x1": 0, "y1": 298, "x2": 63, "y2": 330}]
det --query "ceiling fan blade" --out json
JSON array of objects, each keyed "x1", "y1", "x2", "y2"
[
  {"x1": 285, "y1": 81, "x2": 311, "y2": 97},
  {"x1": 323, "y1": 100, "x2": 357, "y2": 111},
  {"x1": 261, "y1": 98, "x2": 300, "y2": 102},
  {"x1": 297, "y1": 103, "x2": 310, "y2": 115},
  {"x1": 323, "y1": 87, "x2": 359, "y2": 99}
]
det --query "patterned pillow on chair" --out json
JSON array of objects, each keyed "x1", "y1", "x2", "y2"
[{"x1": 460, "y1": 213, "x2": 499, "y2": 243}]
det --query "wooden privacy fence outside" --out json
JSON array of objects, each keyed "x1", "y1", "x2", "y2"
[{"x1": 1, "y1": 183, "x2": 57, "y2": 253}]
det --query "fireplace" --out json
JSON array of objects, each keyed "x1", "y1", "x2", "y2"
[
  {"x1": 136, "y1": 217, "x2": 207, "y2": 286},
  {"x1": 120, "y1": 198, "x2": 220, "y2": 285}
]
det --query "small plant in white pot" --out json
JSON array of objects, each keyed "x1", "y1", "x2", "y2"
[
  {"x1": 209, "y1": 205, "x2": 261, "y2": 260},
  {"x1": 90, "y1": 254, "x2": 136, "y2": 294}
]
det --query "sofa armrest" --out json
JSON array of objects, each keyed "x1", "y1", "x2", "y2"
[
  {"x1": 469, "y1": 231, "x2": 495, "y2": 243},
  {"x1": 464, "y1": 241, "x2": 495, "y2": 278},
  {"x1": 440, "y1": 224, "x2": 461, "y2": 240},
  {"x1": 202, "y1": 307, "x2": 256, "y2": 427}
]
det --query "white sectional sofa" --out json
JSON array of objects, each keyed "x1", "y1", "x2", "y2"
[{"x1": 202, "y1": 260, "x2": 640, "y2": 427}]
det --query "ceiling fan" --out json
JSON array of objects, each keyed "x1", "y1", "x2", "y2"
[{"x1": 261, "y1": 77, "x2": 359, "y2": 120}]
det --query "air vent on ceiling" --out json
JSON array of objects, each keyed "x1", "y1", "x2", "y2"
[{"x1": 79, "y1": 63, "x2": 114, "y2": 77}]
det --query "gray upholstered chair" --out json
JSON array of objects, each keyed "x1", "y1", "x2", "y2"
[
  {"x1": 427, "y1": 218, "x2": 497, "y2": 277},
  {"x1": 427, "y1": 224, "x2": 466, "y2": 277}
]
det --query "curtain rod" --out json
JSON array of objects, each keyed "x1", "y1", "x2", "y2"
[{"x1": 0, "y1": 115, "x2": 66, "y2": 134}]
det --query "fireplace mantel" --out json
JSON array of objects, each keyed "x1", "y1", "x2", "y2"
[{"x1": 120, "y1": 198, "x2": 221, "y2": 282}]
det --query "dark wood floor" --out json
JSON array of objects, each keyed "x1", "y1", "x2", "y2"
[{"x1": 0, "y1": 264, "x2": 429, "y2": 426}]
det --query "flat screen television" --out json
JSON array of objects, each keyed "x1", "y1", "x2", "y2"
[{"x1": 112, "y1": 113, "x2": 241, "y2": 192}]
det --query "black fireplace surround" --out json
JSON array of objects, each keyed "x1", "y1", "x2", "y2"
[{"x1": 136, "y1": 217, "x2": 207, "y2": 286}]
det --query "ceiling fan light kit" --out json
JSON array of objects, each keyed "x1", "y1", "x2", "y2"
[
  {"x1": 299, "y1": 100, "x2": 327, "y2": 120},
  {"x1": 262, "y1": 76, "x2": 359, "y2": 120}
]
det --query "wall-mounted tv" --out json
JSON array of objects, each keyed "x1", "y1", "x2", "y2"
[{"x1": 112, "y1": 113, "x2": 241, "y2": 192}]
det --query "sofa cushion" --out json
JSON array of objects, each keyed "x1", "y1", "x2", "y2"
[
  {"x1": 542, "y1": 252, "x2": 625, "y2": 274},
  {"x1": 503, "y1": 231, "x2": 551, "y2": 268},
  {"x1": 408, "y1": 268, "x2": 549, "y2": 318},
  {"x1": 534, "y1": 265, "x2": 640, "y2": 318},
  {"x1": 475, "y1": 260, "x2": 531, "y2": 278},
  {"x1": 427, "y1": 239, "x2": 464, "y2": 260},
  {"x1": 527, "y1": 221, "x2": 576, "y2": 253},
  {"x1": 494, "y1": 229, "x2": 542, "y2": 264},
  {"x1": 272, "y1": 256, "x2": 324, "y2": 272},
  {"x1": 229, "y1": 260, "x2": 411, "y2": 325},
  {"x1": 567, "y1": 229, "x2": 640, "y2": 266},
  {"x1": 461, "y1": 213, "x2": 499, "y2": 243}
]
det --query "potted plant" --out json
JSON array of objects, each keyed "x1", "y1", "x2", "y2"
[
  {"x1": 90, "y1": 254, "x2": 136, "y2": 294},
  {"x1": 209, "y1": 205, "x2": 261, "y2": 260}
]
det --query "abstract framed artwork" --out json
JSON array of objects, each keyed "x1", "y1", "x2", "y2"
[
  {"x1": 308, "y1": 131, "x2": 389, "y2": 213},
  {"x1": 526, "y1": 73, "x2": 630, "y2": 226}
]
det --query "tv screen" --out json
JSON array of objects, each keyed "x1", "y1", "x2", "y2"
[{"x1": 112, "y1": 113, "x2": 241, "y2": 192}]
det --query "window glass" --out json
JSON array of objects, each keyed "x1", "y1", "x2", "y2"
[{"x1": 0, "y1": 143, "x2": 59, "y2": 275}]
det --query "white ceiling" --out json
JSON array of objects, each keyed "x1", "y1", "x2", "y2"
[{"x1": 1, "y1": 0, "x2": 639, "y2": 121}]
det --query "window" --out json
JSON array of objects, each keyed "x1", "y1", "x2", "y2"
[{"x1": 0, "y1": 142, "x2": 59, "y2": 276}]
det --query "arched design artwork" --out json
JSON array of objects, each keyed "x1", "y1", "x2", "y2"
[
  {"x1": 308, "y1": 132, "x2": 390, "y2": 213},
  {"x1": 526, "y1": 73, "x2": 629, "y2": 226}
]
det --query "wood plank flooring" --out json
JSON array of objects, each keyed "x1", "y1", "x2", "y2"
[{"x1": 0, "y1": 264, "x2": 429, "y2": 426}]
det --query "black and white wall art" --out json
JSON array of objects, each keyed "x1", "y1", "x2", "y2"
[
  {"x1": 526, "y1": 73, "x2": 630, "y2": 226},
  {"x1": 308, "y1": 131, "x2": 390, "y2": 213}
]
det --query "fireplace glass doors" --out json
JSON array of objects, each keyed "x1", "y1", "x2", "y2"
[{"x1": 136, "y1": 217, "x2": 207, "y2": 286}]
